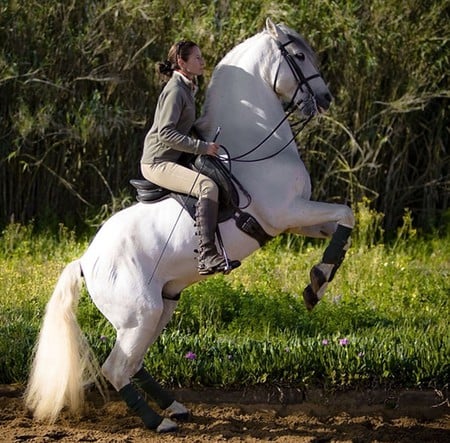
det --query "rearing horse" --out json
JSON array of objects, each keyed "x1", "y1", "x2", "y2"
[{"x1": 25, "y1": 19, "x2": 354, "y2": 433}]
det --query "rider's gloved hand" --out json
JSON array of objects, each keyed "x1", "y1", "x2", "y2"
[{"x1": 206, "y1": 142, "x2": 220, "y2": 156}]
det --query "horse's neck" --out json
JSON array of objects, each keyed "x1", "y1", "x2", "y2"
[
  {"x1": 198, "y1": 34, "x2": 286, "y2": 140},
  {"x1": 197, "y1": 33, "x2": 307, "y2": 228}
]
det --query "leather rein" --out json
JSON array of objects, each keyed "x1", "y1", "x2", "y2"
[{"x1": 228, "y1": 37, "x2": 324, "y2": 164}]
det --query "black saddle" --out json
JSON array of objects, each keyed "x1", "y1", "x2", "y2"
[
  {"x1": 130, "y1": 155, "x2": 272, "y2": 246},
  {"x1": 130, "y1": 155, "x2": 239, "y2": 223}
]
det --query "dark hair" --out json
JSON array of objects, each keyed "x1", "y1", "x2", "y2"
[{"x1": 157, "y1": 40, "x2": 198, "y2": 78}]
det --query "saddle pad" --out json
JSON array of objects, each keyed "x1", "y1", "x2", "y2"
[{"x1": 130, "y1": 155, "x2": 239, "y2": 222}]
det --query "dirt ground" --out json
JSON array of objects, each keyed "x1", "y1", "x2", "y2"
[{"x1": 1, "y1": 384, "x2": 449, "y2": 442}]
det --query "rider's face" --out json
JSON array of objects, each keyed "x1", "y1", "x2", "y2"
[{"x1": 179, "y1": 46, "x2": 205, "y2": 79}]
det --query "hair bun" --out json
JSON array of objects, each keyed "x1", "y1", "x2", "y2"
[{"x1": 158, "y1": 60, "x2": 173, "y2": 76}]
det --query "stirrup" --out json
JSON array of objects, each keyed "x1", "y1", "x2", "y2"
[{"x1": 198, "y1": 259, "x2": 241, "y2": 276}]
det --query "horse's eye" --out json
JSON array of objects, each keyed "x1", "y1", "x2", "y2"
[{"x1": 295, "y1": 53, "x2": 305, "y2": 61}]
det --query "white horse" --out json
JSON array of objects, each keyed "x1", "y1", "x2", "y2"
[{"x1": 25, "y1": 19, "x2": 354, "y2": 433}]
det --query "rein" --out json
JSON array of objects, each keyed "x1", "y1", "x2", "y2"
[{"x1": 228, "y1": 38, "x2": 321, "y2": 164}]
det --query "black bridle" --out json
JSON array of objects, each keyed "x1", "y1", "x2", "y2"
[
  {"x1": 273, "y1": 39, "x2": 323, "y2": 108},
  {"x1": 226, "y1": 37, "x2": 324, "y2": 164}
]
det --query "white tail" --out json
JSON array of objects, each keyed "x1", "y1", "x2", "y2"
[{"x1": 24, "y1": 260, "x2": 103, "y2": 422}]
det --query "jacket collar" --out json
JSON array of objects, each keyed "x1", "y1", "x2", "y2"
[{"x1": 173, "y1": 70, "x2": 198, "y2": 94}]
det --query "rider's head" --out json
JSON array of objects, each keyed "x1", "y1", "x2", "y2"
[{"x1": 158, "y1": 40, "x2": 204, "y2": 80}]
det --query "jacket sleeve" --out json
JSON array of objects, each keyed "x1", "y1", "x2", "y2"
[{"x1": 157, "y1": 87, "x2": 209, "y2": 155}]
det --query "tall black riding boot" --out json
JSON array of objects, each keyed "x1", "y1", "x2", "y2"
[{"x1": 195, "y1": 198, "x2": 240, "y2": 275}]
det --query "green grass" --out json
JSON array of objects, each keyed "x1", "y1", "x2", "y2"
[{"x1": 0, "y1": 205, "x2": 449, "y2": 390}]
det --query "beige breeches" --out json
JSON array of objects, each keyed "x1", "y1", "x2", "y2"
[{"x1": 141, "y1": 161, "x2": 219, "y2": 202}]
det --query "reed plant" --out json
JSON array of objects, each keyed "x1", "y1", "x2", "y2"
[{"x1": 1, "y1": 0, "x2": 448, "y2": 232}]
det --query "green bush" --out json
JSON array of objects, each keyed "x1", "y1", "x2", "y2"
[{"x1": 1, "y1": 205, "x2": 448, "y2": 389}]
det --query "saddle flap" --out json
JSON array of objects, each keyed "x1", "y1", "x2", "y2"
[
  {"x1": 130, "y1": 179, "x2": 160, "y2": 191},
  {"x1": 130, "y1": 179, "x2": 170, "y2": 202},
  {"x1": 193, "y1": 155, "x2": 239, "y2": 208},
  {"x1": 130, "y1": 155, "x2": 239, "y2": 224}
]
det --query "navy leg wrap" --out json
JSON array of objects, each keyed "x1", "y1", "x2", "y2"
[
  {"x1": 132, "y1": 367, "x2": 174, "y2": 410},
  {"x1": 322, "y1": 225, "x2": 352, "y2": 282},
  {"x1": 119, "y1": 383, "x2": 163, "y2": 429},
  {"x1": 323, "y1": 225, "x2": 352, "y2": 264}
]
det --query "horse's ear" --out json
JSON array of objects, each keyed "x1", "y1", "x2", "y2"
[
  {"x1": 265, "y1": 18, "x2": 279, "y2": 38},
  {"x1": 266, "y1": 18, "x2": 288, "y2": 44}
]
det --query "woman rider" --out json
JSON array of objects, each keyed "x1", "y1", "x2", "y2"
[{"x1": 140, "y1": 40, "x2": 240, "y2": 275}]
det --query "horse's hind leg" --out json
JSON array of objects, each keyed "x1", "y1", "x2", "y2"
[
  {"x1": 132, "y1": 296, "x2": 189, "y2": 420},
  {"x1": 101, "y1": 302, "x2": 178, "y2": 433}
]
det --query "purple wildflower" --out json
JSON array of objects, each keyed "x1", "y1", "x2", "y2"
[
  {"x1": 322, "y1": 339, "x2": 329, "y2": 345},
  {"x1": 185, "y1": 351, "x2": 197, "y2": 360},
  {"x1": 339, "y1": 338, "x2": 349, "y2": 346},
  {"x1": 99, "y1": 335, "x2": 107, "y2": 342}
]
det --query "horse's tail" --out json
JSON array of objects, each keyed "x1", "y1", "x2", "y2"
[{"x1": 24, "y1": 260, "x2": 103, "y2": 422}]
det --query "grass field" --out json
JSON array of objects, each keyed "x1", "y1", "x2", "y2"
[{"x1": 0, "y1": 204, "x2": 449, "y2": 390}]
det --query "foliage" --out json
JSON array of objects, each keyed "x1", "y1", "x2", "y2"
[
  {"x1": 0, "y1": 0, "x2": 448, "y2": 232},
  {"x1": 1, "y1": 205, "x2": 449, "y2": 389}
]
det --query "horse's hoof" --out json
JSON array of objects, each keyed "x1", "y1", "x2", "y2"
[
  {"x1": 303, "y1": 284, "x2": 319, "y2": 311},
  {"x1": 166, "y1": 400, "x2": 190, "y2": 420},
  {"x1": 310, "y1": 265, "x2": 327, "y2": 293},
  {"x1": 170, "y1": 411, "x2": 190, "y2": 420},
  {"x1": 156, "y1": 418, "x2": 178, "y2": 433}
]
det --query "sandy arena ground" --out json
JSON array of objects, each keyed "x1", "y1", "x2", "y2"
[{"x1": 1, "y1": 384, "x2": 449, "y2": 442}]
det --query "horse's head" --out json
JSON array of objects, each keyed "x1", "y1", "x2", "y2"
[{"x1": 265, "y1": 18, "x2": 332, "y2": 118}]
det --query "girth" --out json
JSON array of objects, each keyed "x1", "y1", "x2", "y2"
[{"x1": 130, "y1": 156, "x2": 273, "y2": 247}]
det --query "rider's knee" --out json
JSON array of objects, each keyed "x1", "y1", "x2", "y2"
[{"x1": 199, "y1": 177, "x2": 219, "y2": 201}]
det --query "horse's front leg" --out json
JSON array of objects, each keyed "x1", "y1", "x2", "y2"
[
  {"x1": 286, "y1": 199, "x2": 355, "y2": 310},
  {"x1": 288, "y1": 221, "x2": 338, "y2": 239}
]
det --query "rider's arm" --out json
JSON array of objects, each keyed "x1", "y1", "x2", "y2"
[{"x1": 157, "y1": 84, "x2": 209, "y2": 155}]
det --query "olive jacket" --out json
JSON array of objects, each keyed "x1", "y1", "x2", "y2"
[{"x1": 141, "y1": 71, "x2": 209, "y2": 164}]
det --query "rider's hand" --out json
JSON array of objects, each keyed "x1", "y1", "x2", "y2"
[{"x1": 205, "y1": 142, "x2": 220, "y2": 156}]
